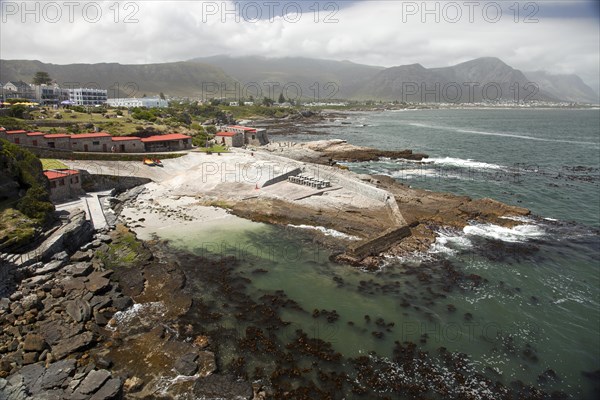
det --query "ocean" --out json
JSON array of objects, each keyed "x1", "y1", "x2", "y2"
[{"x1": 157, "y1": 108, "x2": 600, "y2": 399}]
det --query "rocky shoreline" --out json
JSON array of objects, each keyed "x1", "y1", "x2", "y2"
[
  {"x1": 0, "y1": 206, "x2": 265, "y2": 399},
  {"x1": 1, "y1": 135, "x2": 543, "y2": 399}
]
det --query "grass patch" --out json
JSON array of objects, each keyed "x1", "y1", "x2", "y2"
[
  {"x1": 0, "y1": 208, "x2": 38, "y2": 251},
  {"x1": 196, "y1": 144, "x2": 229, "y2": 153},
  {"x1": 96, "y1": 225, "x2": 148, "y2": 268},
  {"x1": 202, "y1": 199, "x2": 234, "y2": 210},
  {"x1": 40, "y1": 158, "x2": 68, "y2": 170}
]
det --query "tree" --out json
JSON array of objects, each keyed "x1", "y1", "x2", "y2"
[
  {"x1": 278, "y1": 92, "x2": 285, "y2": 104},
  {"x1": 262, "y1": 97, "x2": 274, "y2": 107},
  {"x1": 32, "y1": 71, "x2": 52, "y2": 85}
]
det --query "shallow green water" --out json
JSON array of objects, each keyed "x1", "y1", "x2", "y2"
[{"x1": 156, "y1": 109, "x2": 599, "y2": 398}]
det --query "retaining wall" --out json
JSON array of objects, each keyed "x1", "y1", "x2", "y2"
[
  {"x1": 261, "y1": 167, "x2": 302, "y2": 188},
  {"x1": 348, "y1": 225, "x2": 411, "y2": 259},
  {"x1": 79, "y1": 171, "x2": 151, "y2": 192}
]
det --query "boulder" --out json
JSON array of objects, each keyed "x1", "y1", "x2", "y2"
[
  {"x1": 40, "y1": 359, "x2": 76, "y2": 390},
  {"x1": 64, "y1": 263, "x2": 93, "y2": 278},
  {"x1": 193, "y1": 374, "x2": 253, "y2": 399},
  {"x1": 174, "y1": 353, "x2": 198, "y2": 376},
  {"x1": 90, "y1": 377, "x2": 122, "y2": 400},
  {"x1": 123, "y1": 376, "x2": 143, "y2": 393},
  {"x1": 85, "y1": 274, "x2": 111, "y2": 294},
  {"x1": 23, "y1": 334, "x2": 46, "y2": 352},
  {"x1": 65, "y1": 299, "x2": 92, "y2": 323},
  {"x1": 51, "y1": 332, "x2": 94, "y2": 360},
  {"x1": 197, "y1": 351, "x2": 216, "y2": 378},
  {"x1": 34, "y1": 260, "x2": 67, "y2": 276},
  {"x1": 70, "y1": 250, "x2": 93, "y2": 262},
  {"x1": 75, "y1": 369, "x2": 110, "y2": 395}
]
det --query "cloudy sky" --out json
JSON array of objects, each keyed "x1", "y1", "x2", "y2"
[{"x1": 1, "y1": 0, "x2": 599, "y2": 92}]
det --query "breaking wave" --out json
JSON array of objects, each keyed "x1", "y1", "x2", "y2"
[
  {"x1": 463, "y1": 222, "x2": 545, "y2": 243},
  {"x1": 287, "y1": 224, "x2": 361, "y2": 240}
]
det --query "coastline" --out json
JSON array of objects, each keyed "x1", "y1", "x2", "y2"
[{"x1": 3, "y1": 130, "x2": 582, "y2": 399}]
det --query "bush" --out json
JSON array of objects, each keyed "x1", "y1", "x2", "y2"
[
  {"x1": 0, "y1": 116, "x2": 31, "y2": 130},
  {"x1": 1, "y1": 139, "x2": 54, "y2": 222},
  {"x1": 8, "y1": 105, "x2": 27, "y2": 119}
]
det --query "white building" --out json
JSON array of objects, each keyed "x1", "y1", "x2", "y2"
[
  {"x1": 107, "y1": 97, "x2": 168, "y2": 108},
  {"x1": 32, "y1": 84, "x2": 67, "y2": 105},
  {"x1": 66, "y1": 88, "x2": 107, "y2": 106}
]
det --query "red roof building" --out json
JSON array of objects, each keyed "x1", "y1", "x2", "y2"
[
  {"x1": 215, "y1": 131, "x2": 238, "y2": 137},
  {"x1": 227, "y1": 125, "x2": 257, "y2": 132},
  {"x1": 3, "y1": 129, "x2": 28, "y2": 144},
  {"x1": 43, "y1": 169, "x2": 83, "y2": 203},
  {"x1": 43, "y1": 169, "x2": 79, "y2": 180},
  {"x1": 111, "y1": 136, "x2": 142, "y2": 153},
  {"x1": 141, "y1": 134, "x2": 192, "y2": 151},
  {"x1": 215, "y1": 131, "x2": 243, "y2": 147},
  {"x1": 111, "y1": 136, "x2": 141, "y2": 141},
  {"x1": 140, "y1": 134, "x2": 191, "y2": 142},
  {"x1": 70, "y1": 132, "x2": 112, "y2": 139}
]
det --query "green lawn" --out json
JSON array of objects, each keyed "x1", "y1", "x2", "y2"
[
  {"x1": 40, "y1": 159, "x2": 68, "y2": 170},
  {"x1": 196, "y1": 144, "x2": 229, "y2": 153}
]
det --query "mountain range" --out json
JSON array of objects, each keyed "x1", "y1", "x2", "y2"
[{"x1": 1, "y1": 56, "x2": 597, "y2": 104}]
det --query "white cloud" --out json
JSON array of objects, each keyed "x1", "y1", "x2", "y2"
[{"x1": 1, "y1": 0, "x2": 598, "y2": 91}]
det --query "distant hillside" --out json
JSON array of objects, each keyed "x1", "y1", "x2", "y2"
[
  {"x1": 1, "y1": 57, "x2": 597, "y2": 103},
  {"x1": 524, "y1": 70, "x2": 599, "y2": 104},
  {"x1": 0, "y1": 60, "x2": 238, "y2": 98},
  {"x1": 354, "y1": 57, "x2": 559, "y2": 102},
  {"x1": 191, "y1": 55, "x2": 384, "y2": 100}
]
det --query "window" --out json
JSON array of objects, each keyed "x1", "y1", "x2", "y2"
[
  {"x1": 252, "y1": 135, "x2": 256, "y2": 140},
  {"x1": 71, "y1": 176, "x2": 79, "y2": 184},
  {"x1": 50, "y1": 181, "x2": 57, "y2": 189},
  {"x1": 92, "y1": 141, "x2": 100, "y2": 145},
  {"x1": 48, "y1": 142, "x2": 55, "y2": 148},
  {"x1": 59, "y1": 179, "x2": 65, "y2": 186},
  {"x1": 14, "y1": 138, "x2": 19, "y2": 144},
  {"x1": 32, "y1": 140, "x2": 38, "y2": 146}
]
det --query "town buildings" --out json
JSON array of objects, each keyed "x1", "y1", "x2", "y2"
[
  {"x1": 0, "y1": 128, "x2": 191, "y2": 153},
  {"x1": 1, "y1": 81, "x2": 107, "y2": 106},
  {"x1": 65, "y1": 88, "x2": 108, "y2": 106},
  {"x1": 106, "y1": 97, "x2": 168, "y2": 108}
]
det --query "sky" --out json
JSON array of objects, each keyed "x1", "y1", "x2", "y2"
[{"x1": 1, "y1": 0, "x2": 599, "y2": 93}]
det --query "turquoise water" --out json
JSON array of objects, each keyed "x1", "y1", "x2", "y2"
[{"x1": 160, "y1": 109, "x2": 600, "y2": 399}]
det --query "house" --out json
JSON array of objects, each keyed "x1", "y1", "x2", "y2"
[
  {"x1": 43, "y1": 134, "x2": 71, "y2": 150},
  {"x1": 70, "y1": 132, "x2": 112, "y2": 152},
  {"x1": 215, "y1": 131, "x2": 244, "y2": 147},
  {"x1": 141, "y1": 134, "x2": 192, "y2": 152},
  {"x1": 224, "y1": 125, "x2": 269, "y2": 146},
  {"x1": 229, "y1": 102, "x2": 239, "y2": 107},
  {"x1": 25, "y1": 132, "x2": 47, "y2": 147},
  {"x1": 2, "y1": 130, "x2": 29, "y2": 145},
  {"x1": 43, "y1": 169, "x2": 83, "y2": 203},
  {"x1": 2, "y1": 81, "x2": 35, "y2": 101},
  {"x1": 111, "y1": 136, "x2": 143, "y2": 153},
  {"x1": 107, "y1": 97, "x2": 168, "y2": 108}
]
